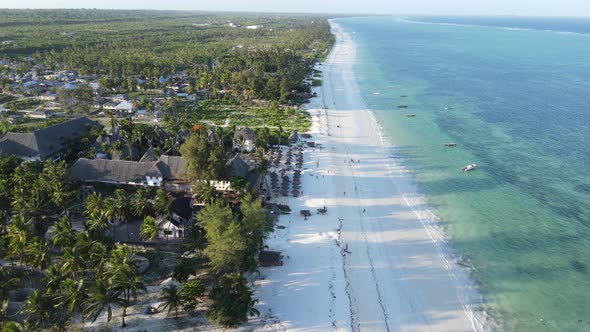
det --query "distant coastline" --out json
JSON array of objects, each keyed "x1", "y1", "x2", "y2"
[{"x1": 400, "y1": 15, "x2": 590, "y2": 34}]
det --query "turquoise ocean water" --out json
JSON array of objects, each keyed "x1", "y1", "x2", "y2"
[{"x1": 335, "y1": 16, "x2": 590, "y2": 331}]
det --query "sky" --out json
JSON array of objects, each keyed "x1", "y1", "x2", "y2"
[{"x1": 2, "y1": 0, "x2": 590, "y2": 17}]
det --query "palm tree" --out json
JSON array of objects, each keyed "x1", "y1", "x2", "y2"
[
  {"x1": 100, "y1": 142, "x2": 110, "y2": 155},
  {"x1": 84, "y1": 192, "x2": 103, "y2": 217},
  {"x1": 0, "y1": 269, "x2": 20, "y2": 317},
  {"x1": 3, "y1": 321, "x2": 28, "y2": 331},
  {"x1": 0, "y1": 209, "x2": 7, "y2": 235},
  {"x1": 163, "y1": 137, "x2": 177, "y2": 155},
  {"x1": 182, "y1": 225, "x2": 205, "y2": 255},
  {"x1": 113, "y1": 189, "x2": 130, "y2": 239},
  {"x1": 119, "y1": 129, "x2": 133, "y2": 145},
  {"x1": 102, "y1": 245, "x2": 144, "y2": 327},
  {"x1": 61, "y1": 246, "x2": 84, "y2": 278},
  {"x1": 153, "y1": 189, "x2": 171, "y2": 217},
  {"x1": 87, "y1": 240, "x2": 108, "y2": 276},
  {"x1": 21, "y1": 290, "x2": 53, "y2": 329},
  {"x1": 131, "y1": 189, "x2": 152, "y2": 218},
  {"x1": 140, "y1": 216, "x2": 158, "y2": 242},
  {"x1": 85, "y1": 280, "x2": 123, "y2": 329},
  {"x1": 86, "y1": 212, "x2": 109, "y2": 240},
  {"x1": 131, "y1": 127, "x2": 146, "y2": 147},
  {"x1": 103, "y1": 197, "x2": 118, "y2": 241},
  {"x1": 106, "y1": 112, "x2": 120, "y2": 130},
  {"x1": 195, "y1": 181, "x2": 215, "y2": 204},
  {"x1": 44, "y1": 265, "x2": 65, "y2": 295},
  {"x1": 51, "y1": 216, "x2": 76, "y2": 249},
  {"x1": 277, "y1": 124, "x2": 284, "y2": 147},
  {"x1": 125, "y1": 275, "x2": 146, "y2": 308},
  {"x1": 159, "y1": 284, "x2": 183, "y2": 318},
  {"x1": 237, "y1": 133, "x2": 246, "y2": 157},
  {"x1": 111, "y1": 271, "x2": 145, "y2": 327},
  {"x1": 215, "y1": 126, "x2": 224, "y2": 147},
  {"x1": 257, "y1": 127, "x2": 270, "y2": 153},
  {"x1": 6, "y1": 218, "x2": 30, "y2": 267},
  {"x1": 56, "y1": 279, "x2": 87, "y2": 329},
  {"x1": 110, "y1": 140, "x2": 124, "y2": 158},
  {"x1": 146, "y1": 101, "x2": 154, "y2": 115},
  {"x1": 0, "y1": 120, "x2": 10, "y2": 135},
  {"x1": 26, "y1": 240, "x2": 51, "y2": 271}
]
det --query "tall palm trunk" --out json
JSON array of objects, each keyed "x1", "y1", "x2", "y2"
[
  {"x1": 106, "y1": 303, "x2": 112, "y2": 328},
  {"x1": 121, "y1": 306, "x2": 127, "y2": 327},
  {"x1": 113, "y1": 222, "x2": 117, "y2": 242}
]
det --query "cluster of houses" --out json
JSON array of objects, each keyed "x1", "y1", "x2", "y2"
[
  {"x1": 0, "y1": 60, "x2": 211, "y2": 121},
  {"x1": 0, "y1": 116, "x2": 265, "y2": 243}
]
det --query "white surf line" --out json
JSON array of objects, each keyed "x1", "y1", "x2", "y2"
[
  {"x1": 325, "y1": 47, "x2": 392, "y2": 330},
  {"x1": 322, "y1": 30, "x2": 360, "y2": 332},
  {"x1": 326, "y1": 22, "x2": 391, "y2": 329},
  {"x1": 337, "y1": 215, "x2": 361, "y2": 332},
  {"x1": 340, "y1": 132, "x2": 392, "y2": 332},
  {"x1": 329, "y1": 19, "x2": 485, "y2": 331},
  {"x1": 365, "y1": 107, "x2": 486, "y2": 332}
]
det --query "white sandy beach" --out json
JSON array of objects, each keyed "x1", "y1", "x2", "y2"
[{"x1": 253, "y1": 21, "x2": 485, "y2": 332}]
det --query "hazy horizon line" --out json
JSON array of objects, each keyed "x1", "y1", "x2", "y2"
[{"x1": 1, "y1": 8, "x2": 590, "y2": 19}]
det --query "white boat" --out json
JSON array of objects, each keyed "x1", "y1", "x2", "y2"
[{"x1": 462, "y1": 163, "x2": 477, "y2": 172}]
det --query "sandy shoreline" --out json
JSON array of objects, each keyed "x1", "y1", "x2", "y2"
[{"x1": 253, "y1": 20, "x2": 486, "y2": 331}]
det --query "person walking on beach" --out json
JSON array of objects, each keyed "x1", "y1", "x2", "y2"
[{"x1": 363, "y1": 208, "x2": 365, "y2": 213}]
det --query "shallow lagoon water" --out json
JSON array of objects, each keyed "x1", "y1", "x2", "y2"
[{"x1": 336, "y1": 16, "x2": 590, "y2": 331}]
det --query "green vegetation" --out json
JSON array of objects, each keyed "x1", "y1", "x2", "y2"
[
  {"x1": 57, "y1": 83, "x2": 93, "y2": 113},
  {"x1": 0, "y1": 94, "x2": 16, "y2": 104},
  {"x1": 0, "y1": 8, "x2": 332, "y2": 330},
  {"x1": 192, "y1": 194, "x2": 271, "y2": 325},
  {"x1": 0, "y1": 9, "x2": 334, "y2": 135},
  {"x1": 0, "y1": 117, "x2": 69, "y2": 133},
  {"x1": 185, "y1": 100, "x2": 311, "y2": 131},
  {"x1": 3, "y1": 98, "x2": 41, "y2": 111},
  {"x1": 180, "y1": 133, "x2": 226, "y2": 182},
  {"x1": 139, "y1": 216, "x2": 158, "y2": 241},
  {"x1": 0, "y1": 122, "x2": 276, "y2": 328},
  {"x1": 0, "y1": 9, "x2": 333, "y2": 105}
]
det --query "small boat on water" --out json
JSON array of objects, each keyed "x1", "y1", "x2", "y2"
[
  {"x1": 404, "y1": 114, "x2": 416, "y2": 117},
  {"x1": 444, "y1": 143, "x2": 458, "y2": 147},
  {"x1": 397, "y1": 105, "x2": 409, "y2": 108},
  {"x1": 462, "y1": 163, "x2": 477, "y2": 172}
]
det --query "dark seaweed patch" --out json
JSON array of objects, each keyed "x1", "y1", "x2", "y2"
[
  {"x1": 571, "y1": 260, "x2": 588, "y2": 274},
  {"x1": 574, "y1": 184, "x2": 590, "y2": 194}
]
